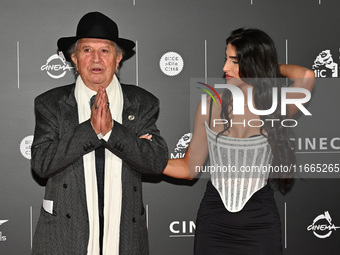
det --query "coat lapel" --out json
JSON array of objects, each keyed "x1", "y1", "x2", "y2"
[{"x1": 121, "y1": 86, "x2": 139, "y2": 131}]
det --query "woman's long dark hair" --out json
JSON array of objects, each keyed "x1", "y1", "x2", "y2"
[{"x1": 219, "y1": 28, "x2": 295, "y2": 192}]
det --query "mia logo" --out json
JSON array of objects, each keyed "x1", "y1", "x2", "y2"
[
  {"x1": 170, "y1": 133, "x2": 192, "y2": 159},
  {"x1": 307, "y1": 211, "x2": 340, "y2": 238},
  {"x1": 41, "y1": 52, "x2": 73, "y2": 79},
  {"x1": 312, "y1": 50, "x2": 338, "y2": 78},
  {"x1": 0, "y1": 220, "x2": 9, "y2": 241}
]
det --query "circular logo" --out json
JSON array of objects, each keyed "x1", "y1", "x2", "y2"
[
  {"x1": 20, "y1": 135, "x2": 34, "y2": 159},
  {"x1": 159, "y1": 52, "x2": 184, "y2": 76},
  {"x1": 41, "y1": 54, "x2": 73, "y2": 79},
  {"x1": 307, "y1": 211, "x2": 340, "y2": 239}
]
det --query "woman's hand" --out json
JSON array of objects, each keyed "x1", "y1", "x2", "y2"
[
  {"x1": 139, "y1": 134, "x2": 152, "y2": 141},
  {"x1": 279, "y1": 64, "x2": 315, "y2": 117}
]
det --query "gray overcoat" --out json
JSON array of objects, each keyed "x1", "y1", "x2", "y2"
[{"x1": 31, "y1": 83, "x2": 168, "y2": 255}]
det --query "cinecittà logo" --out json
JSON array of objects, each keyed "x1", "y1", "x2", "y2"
[
  {"x1": 41, "y1": 53, "x2": 73, "y2": 79},
  {"x1": 292, "y1": 137, "x2": 340, "y2": 152},
  {"x1": 169, "y1": 220, "x2": 195, "y2": 237},
  {"x1": 307, "y1": 211, "x2": 340, "y2": 238},
  {"x1": 312, "y1": 50, "x2": 338, "y2": 78}
]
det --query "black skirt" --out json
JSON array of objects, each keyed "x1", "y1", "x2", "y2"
[{"x1": 194, "y1": 181, "x2": 282, "y2": 255}]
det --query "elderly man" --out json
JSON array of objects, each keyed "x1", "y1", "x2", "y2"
[{"x1": 31, "y1": 12, "x2": 168, "y2": 255}]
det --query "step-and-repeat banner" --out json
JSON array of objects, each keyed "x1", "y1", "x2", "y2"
[{"x1": 1, "y1": 1, "x2": 339, "y2": 254}]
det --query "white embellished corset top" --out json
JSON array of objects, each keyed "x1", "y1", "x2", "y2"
[{"x1": 205, "y1": 122, "x2": 273, "y2": 212}]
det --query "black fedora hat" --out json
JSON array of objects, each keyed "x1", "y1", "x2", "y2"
[{"x1": 57, "y1": 12, "x2": 135, "y2": 60}]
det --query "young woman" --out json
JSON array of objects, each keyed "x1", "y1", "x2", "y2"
[{"x1": 162, "y1": 28, "x2": 315, "y2": 254}]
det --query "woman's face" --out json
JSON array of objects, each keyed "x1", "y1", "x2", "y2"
[{"x1": 223, "y1": 43, "x2": 240, "y2": 82}]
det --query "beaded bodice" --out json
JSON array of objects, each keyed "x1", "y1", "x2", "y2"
[{"x1": 205, "y1": 122, "x2": 272, "y2": 212}]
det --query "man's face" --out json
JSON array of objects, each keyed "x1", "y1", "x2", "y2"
[{"x1": 71, "y1": 38, "x2": 122, "y2": 91}]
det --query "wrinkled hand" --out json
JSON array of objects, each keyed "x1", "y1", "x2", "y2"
[{"x1": 90, "y1": 86, "x2": 113, "y2": 135}]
